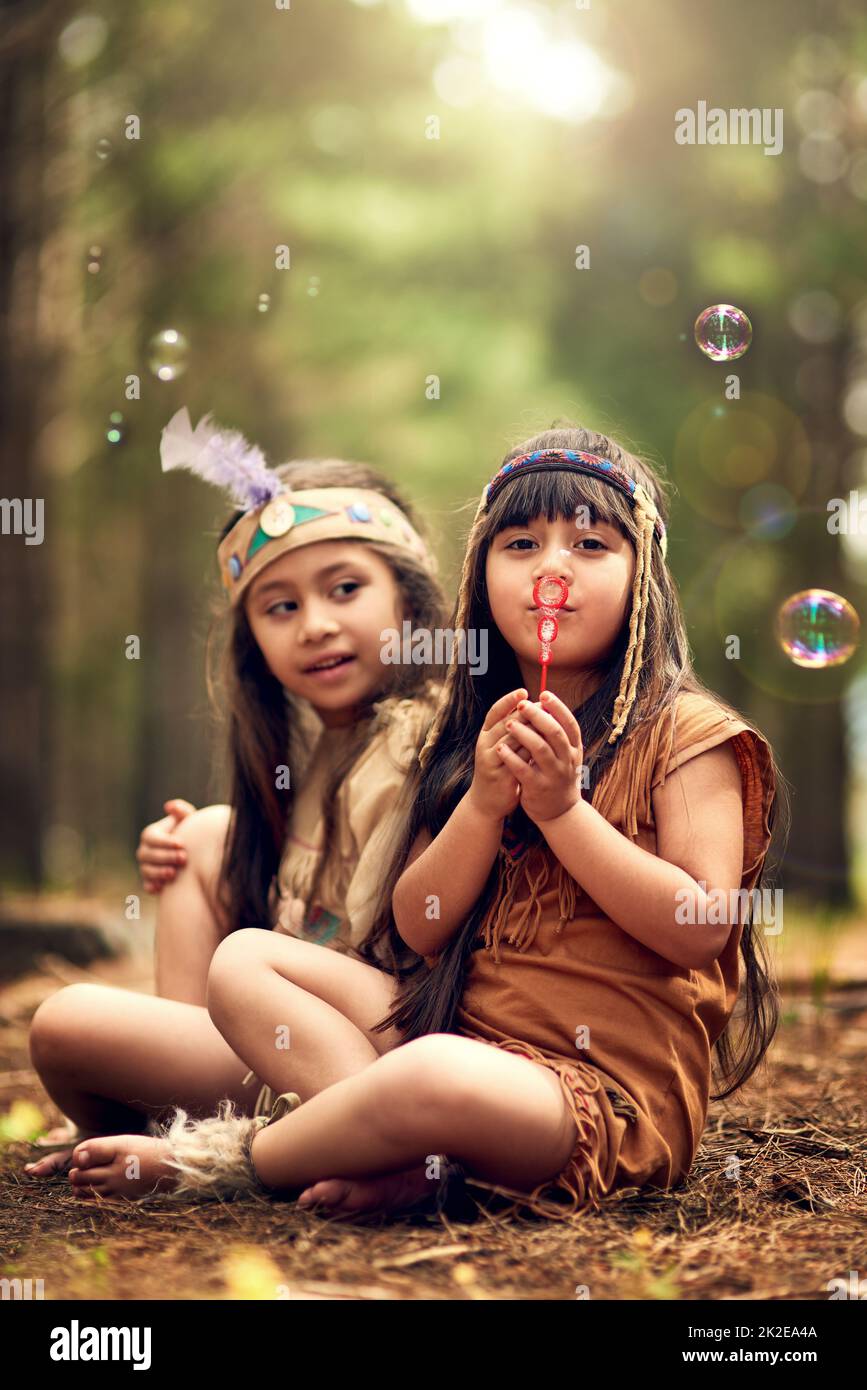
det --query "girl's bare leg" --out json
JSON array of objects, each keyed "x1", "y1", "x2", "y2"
[
  {"x1": 154, "y1": 804, "x2": 233, "y2": 1005},
  {"x1": 206, "y1": 934, "x2": 578, "y2": 1208},
  {"x1": 60, "y1": 933, "x2": 422, "y2": 1204},
  {"x1": 31, "y1": 804, "x2": 237, "y2": 1151},
  {"x1": 206, "y1": 930, "x2": 404, "y2": 1099},
  {"x1": 26, "y1": 984, "x2": 262, "y2": 1155},
  {"x1": 25, "y1": 932, "x2": 404, "y2": 1198},
  {"x1": 32, "y1": 804, "x2": 231, "y2": 1147},
  {"x1": 250, "y1": 1033, "x2": 579, "y2": 1202},
  {"x1": 66, "y1": 942, "x2": 578, "y2": 1208}
]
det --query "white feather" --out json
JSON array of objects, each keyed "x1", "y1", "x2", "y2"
[{"x1": 159, "y1": 406, "x2": 282, "y2": 510}]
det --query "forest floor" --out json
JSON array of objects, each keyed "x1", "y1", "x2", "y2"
[{"x1": 0, "y1": 905, "x2": 865, "y2": 1302}]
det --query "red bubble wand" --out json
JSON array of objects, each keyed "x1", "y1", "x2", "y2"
[{"x1": 533, "y1": 575, "x2": 569, "y2": 698}]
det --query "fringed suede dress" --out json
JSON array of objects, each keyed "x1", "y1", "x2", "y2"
[
  {"x1": 451, "y1": 689, "x2": 777, "y2": 1220},
  {"x1": 242, "y1": 687, "x2": 438, "y2": 1118}
]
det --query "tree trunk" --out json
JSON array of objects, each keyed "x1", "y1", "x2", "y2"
[{"x1": 0, "y1": 1, "x2": 76, "y2": 887}]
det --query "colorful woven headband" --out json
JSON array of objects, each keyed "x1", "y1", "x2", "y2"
[
  {"x1": 418, "y1": 444, "x2": 666, "y2": 766},
  {"x1": 160, "y1": 408, "x2": 433, "y2": 605},
  {"x1": 484, "y1": 449, "x2": 667, "y2": 559}
]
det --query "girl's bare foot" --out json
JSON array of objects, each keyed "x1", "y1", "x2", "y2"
[
  {"x1": 32, "y1": 1122, "x2": 81, "y2": 1148},
  {"x1": 24, "y1": 1148, "x2": 75, "y2": 1177},
  {"x1": 64, "y1": 1134, "x2": 179, "y2": 1201},
  {"x1": 296, "y1": 1163, "x2": 439, "y2": 1217}
]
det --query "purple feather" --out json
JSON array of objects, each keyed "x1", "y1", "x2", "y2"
[{"x1": 160, "y1": 407, "x2": 284, "y2": 511}]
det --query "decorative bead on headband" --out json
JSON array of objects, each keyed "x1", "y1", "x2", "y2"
[
  {"x1": 484, "y1": 449, "x2": 667, "y2": 557},
  {"x1": 159, "y1": 408, "x2": 433, "y2": 605}
]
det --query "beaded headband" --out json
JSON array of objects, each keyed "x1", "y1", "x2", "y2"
[
  {"x1": 160, "y1": 408, "x2": 433, "y2": 605},
  {"x1": 484, "y1": 449, "x2": 668, "y2": 558},
  {"x1": 418, "y1": 445, "x2": 666, "y2": 766}
]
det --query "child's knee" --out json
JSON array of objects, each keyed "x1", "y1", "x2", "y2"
[
  {"x1": 206, "y1": 928, "x2": 266, "y2": 1022},
  {"x1": 173, "y1": 804, "x2": 231, "y2": 859},
  {"x1": 29, "y1": 983, "x2": 97, "y2": 1068},
  {"x1": 373, "y1": 1035, "x2": 468, "y2": 1138},
  {"x1": 169, "y1": 806, "x2": 232, "y2": 919}
]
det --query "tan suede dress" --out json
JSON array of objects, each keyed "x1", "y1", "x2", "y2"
[
  {"x1": 452, "y1": 689, "x2": 777, "y2": 1219},
  {"x1": 242, "y1": 687, "x2": 438, "y2": 1116}
]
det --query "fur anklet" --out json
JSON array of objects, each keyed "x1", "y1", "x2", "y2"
[{"x1": 150, "y1": 1099, "x2": 271, "y2": 1203}]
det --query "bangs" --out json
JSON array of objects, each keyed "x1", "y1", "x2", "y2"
[{"x1": 487, "y1": 468, "x2": 629, "y2": 537}]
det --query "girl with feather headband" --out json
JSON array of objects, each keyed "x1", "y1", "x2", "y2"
[{"x1": 24, "y1": 409, "x2": 449, "y2": 1201}]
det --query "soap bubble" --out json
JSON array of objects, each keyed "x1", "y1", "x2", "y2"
[
  {"x1": 694, "y1": 304, "x2": 753, "y2": 362},
  {"x1": 148, "y1": 328, "x2": 189, "y2": 381},
  {"x1": 697, "y1": 535, "x2": 860, "y2": 704},
  {"x1": 776, "y1": 589, "x2": 860, "y2": 668},
  {"x1": 106, "y1": 411, "x2": 125, "y2": 445}
]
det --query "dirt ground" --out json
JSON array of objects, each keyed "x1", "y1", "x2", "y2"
[{"x1": 0, "y1": 920, "x2": 865, "y2": 1302}]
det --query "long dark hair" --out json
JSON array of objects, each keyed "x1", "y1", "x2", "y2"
[
  {"x1": 204, "y1": 458, "x2": 448, "y2": 939},
  {"x1": 360, "y1": 424, "x2": 790, "y2": 1102}
]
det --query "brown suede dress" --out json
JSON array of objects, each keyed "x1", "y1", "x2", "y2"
[{"x1": 451, "y1": 689, "x2": 777, "y2": 1219}]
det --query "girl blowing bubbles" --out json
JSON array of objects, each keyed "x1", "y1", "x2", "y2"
[
  {"x1": 25, "y1": 410, "x2": 446, "y2": 1196},
  {"x1": 227, "y1": 426, "x2": 784, "y2": 1219},
  {"x1": 43, "y1": 425, "x2": 785, "y2": 1218}
]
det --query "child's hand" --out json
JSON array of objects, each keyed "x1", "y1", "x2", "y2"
[
  {"x1": 495, "y1": 691, "x2": 584, "y2": 824},
  {"x1": 469, "y1": 688, "x2": 531, "y2": 822},
  {"x1": 135, "y1": 799, "x2": 195, "y2": 894}
]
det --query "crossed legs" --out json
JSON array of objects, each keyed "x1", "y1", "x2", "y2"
[
  {"x1": 26, "y1": 811, "x2": 421, "y2": 1203},
  {"x1": 27, "y1": 811, "x2": 580, "y2": 1210},
  {"x1": 208, "y1": 930, "x2": 580, "y2": 1206}
]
